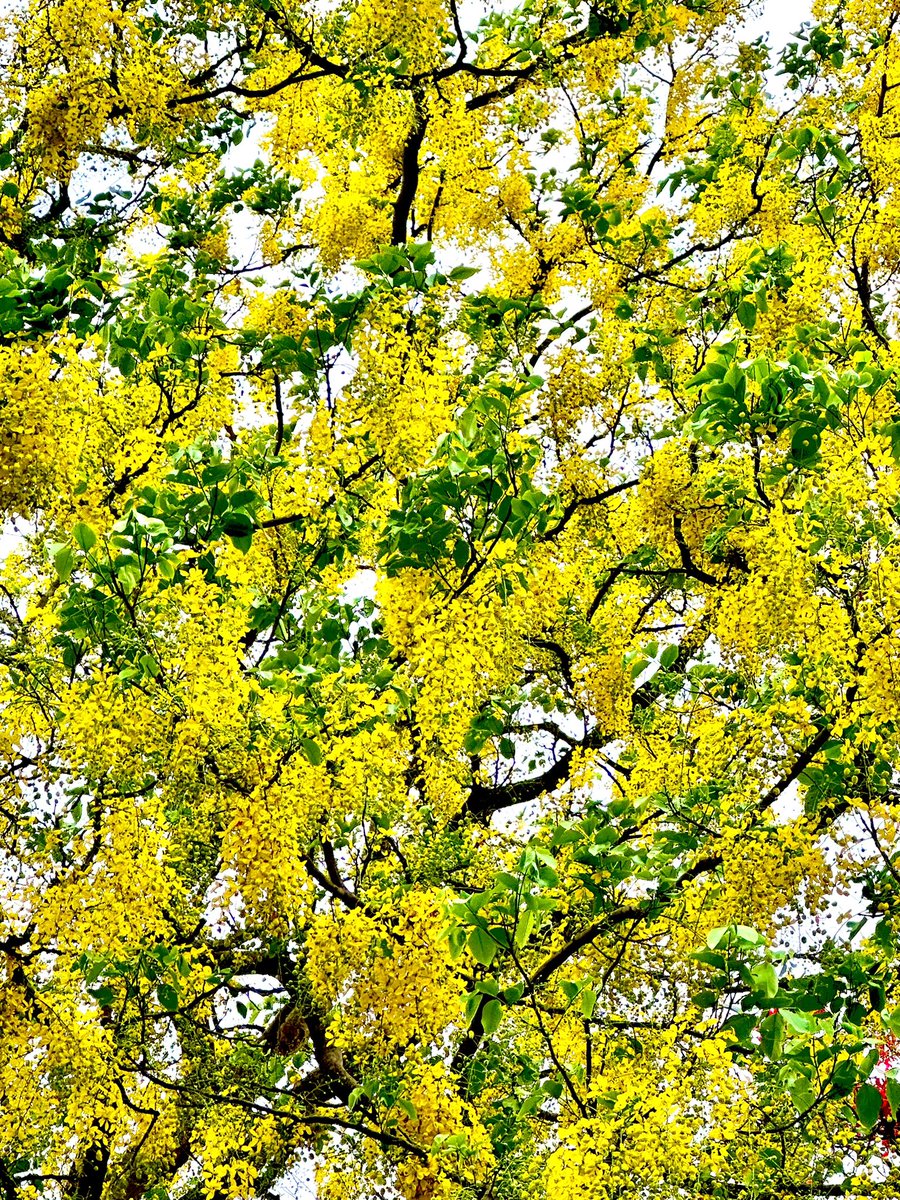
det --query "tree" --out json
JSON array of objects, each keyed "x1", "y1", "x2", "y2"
[{"x1": 3, "y1": 0, "x2": 900, "y2": 1196}]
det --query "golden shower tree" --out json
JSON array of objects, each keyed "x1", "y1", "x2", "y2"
[{"x1": 2, "y1": 0, "x2": 900, "y2": 1197}]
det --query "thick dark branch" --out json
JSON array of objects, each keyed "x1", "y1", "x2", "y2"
[
  {"x1": 672, "y1": 515, "x2": 720, "y2": 586},
  {"x1": 273, "y1": 373, "x2": 285, "y2": 455},
  {"x1": 450, "y1": 619, "x2": 708, "y2": 827},
  {"x1": 529, "y1": 303, "x2": 594, "y2": 367},
  {"x1": 586, "y1": 563, "x2": 625, "y2": 622},
  {"x1": 138, "y1": 1066, "x2": 430, "y2": 1163},
  {"x1": 524, "y1": 715, "x2": 850, "y2": 984},
  {"x1": 530, "y1": 905, "x2": 649, "y2": 987},
  {"x1": 304, "y1": 852, "x2": 360, "y2": 909},
  {"x1": 757, "y1": 724, "x2": 833, "y2": 815},
  {"x1": 850, "y1": 256, "x2": 889, "y2": 347},
  {"x1": 391, "y1": 108, "x2": 427, "y2": 245},
  {"x1": 459, "y1": 15, "x2": 617, "y2": 108},
  {"x1": 539, "y1": 478, "x2": 639, "y2": 542},
  {"x1": 444, "y1": 0, "x2": 468, "y2": 72},
  {"x1": 526, "y1": 637, "x2": 573, "y2": 688},
  {"x1": 173, "y1": 66, "x2": 333, "y2": 106},
  {"x1": 451, "y1": 733, "x2": 594, "y2": 827},
  {"x1": 257, "y1": 454, "x2": 382, "y2": 528},
  {"x1": 265, "y1": 13, "x2": 349, "y2": 80},
  {"x1": 0, "y1": 1161, "x2": 18, "y2": 1200},
  {"x1": 66, "y1": 1142, "x2": 109, "y2": 1200}
]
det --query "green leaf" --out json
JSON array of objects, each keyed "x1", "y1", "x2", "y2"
[
  {"x1": 691, "y1": 990, "x2": 718, "y2": 1009},
  {"x1": 856, "y1": 1082, "x2": 883, "y2": 1130},
  {"x1": 157, "y1": 555, "x2": 177, "y2": 581},
  {"x1": 886, "y1": 1074, "x2": 900, "y2": 1119},
  {"x1": 452, "y1": 538, "x2": 470, "y2": 569},
  {"x1": 72, "y1": 522, "x2": 97, "y2": 552},
  {"x1": 790, "y1": 425, "x2": 822, "y2": 466},
  {"x1": 514, "y1": 909, "x2": 535, "y2": 949},
  {"x1": 688, "y1": 360, "x2": 728, "y2": 387},
  {"x1": 880, "y1": 421, "x2": 900, "y2": 464},
  {"x1": 116, "y1": 563, "x2": 141, "y2": 594},
  {"x1": 462, "y1": 991, "x2": 481, "y2": 1022},
  {"x1": 790, "y1": 1077, "x2": 816, "y2": 1112},
  {"x1": 759, "y1": 1012, "x2": 786, "y2": 1059},
  {"x1": 222, "y1": 513, "x2": 254, "y2": 539},
  {"x1": 80, "y1": 955, "x2": 108, "y2": 985},
  {"x1": 481, "y1": 998, "x2": 503, "y2": 1035},
  {"x1": 860, "y1": 1048, "x2": 880, "y2": 1077},
  {"x1": 53, "y1": 544, "x2": 75, "y2": 582},
  {"x1": 148, "y1": 288, "x2": 169, "y2": 316},
  {"x1": 737, "y1": 300, "x2": 757, "y2": 330},
  {"x1": 474, "y1": 977, "x2": 499, "y2": 996},
  {"x1": 734, "y1": 925, "x2": 764, "y2": 947},
  {"x1": 447, "y1": 926, "x2": 467, "y2": 961},
  {"x1": 157, "y1": 983, "x2": 180, "y2": 1012},
  {"x1": 659, "y1": 644, "x2": 679, "y2": 670},
  {"x1": 751, "y1": 962, "x2": 779, "y2": 1000},
  {"x1": 782, "y1": 1010, "x2": 811, "y2": 1034},
  {"x1": 301, "y1": 738, "x2": 323, "y2": 767},
  {"x1": 171, "y1": 338, "x2": 193, "y2": 362},
  {"x1": 228, "y1": 489, "x2": 260, "y2": 510},
  {"x1": 468, "y1": 926, "x2": 497, "y2": 967}
]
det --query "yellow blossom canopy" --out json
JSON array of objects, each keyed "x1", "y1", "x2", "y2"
[{"x1": 2, "y1": 1, "x2": 900, "y2": 1199}]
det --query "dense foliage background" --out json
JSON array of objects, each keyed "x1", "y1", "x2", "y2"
[{"x1": 2, "y1": 0, "x2": 900, "y2": 1197}]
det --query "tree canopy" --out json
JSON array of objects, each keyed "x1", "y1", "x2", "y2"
[{"x1": 2, "y1": 0, "x2": 900, "y2": 1197}]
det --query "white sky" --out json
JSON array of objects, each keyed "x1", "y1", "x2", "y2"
[{"x1": 745, "y1": 0, "x2": 814, "y2": 45}]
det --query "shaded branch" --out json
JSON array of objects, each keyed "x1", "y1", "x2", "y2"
[{"x1": 391, "y1": 103, "x2": 427, "y2": 245}]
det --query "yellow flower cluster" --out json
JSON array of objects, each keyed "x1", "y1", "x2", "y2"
[
  {"x1": 306, "y1": 891, "x2": 462, "y2": 1054},
  {"x1": 544, "y1": 1030, "x2": 747, "y2": 1200}
]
